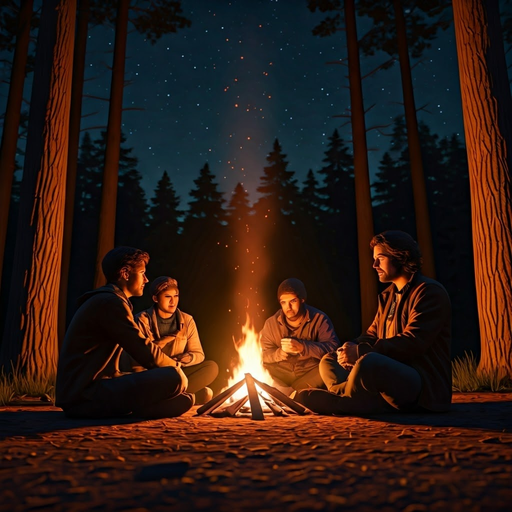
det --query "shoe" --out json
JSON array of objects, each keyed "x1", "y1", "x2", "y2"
[{"x1": 194, "y1": 387, "x2": 213, "y2": 405}]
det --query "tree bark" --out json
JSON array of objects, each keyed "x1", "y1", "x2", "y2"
[
  {"x1": 93, "y1": 0, "x2": 130, "y2": 288},
  {"x1": 0, "y1": 0, "x2": 77, "y2": 378},
  {"x1": 59, "y1": 0, "x2": 90, "y2": 346},
  {"x1": 393, "y1": 0, "x2": 436, "y2": 278},
  {"x1": 0, "y1": 0, "x2": 34, "y2": 296},
  {"x1": 344, "y1": 0, "x2": 377, "y2": 330},
  {"x1": 453, "y1": 0, "x2": 512, "y2": 378}
]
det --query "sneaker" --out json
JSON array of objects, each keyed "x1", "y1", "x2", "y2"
[{"x1": 194, "y1": 387, "x2": 213, "y2": 405}]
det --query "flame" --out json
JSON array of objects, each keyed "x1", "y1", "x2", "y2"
[{"x1": 226, "y1": 314, "x2": 272, "y2": 400}]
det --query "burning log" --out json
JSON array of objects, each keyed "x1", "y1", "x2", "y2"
[{"x1": 196, "y1": 373, "x2": 308, "y2": 420}]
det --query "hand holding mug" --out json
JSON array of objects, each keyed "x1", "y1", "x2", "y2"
[
  {"x1": 281, "y1": 337, "x2": 303, "y2": 355},
  {"x1": 337, "y1": 341, "x2": 358, "y2": 370}
]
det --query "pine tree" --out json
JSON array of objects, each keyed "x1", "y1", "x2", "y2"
[
  {"x1": 316, "y1": 129, "x2": 360, "y2": 334},
  {"x1": 0, "y1": 0, "x2": 35, "y2": 294},
  {"x1": 115, "y1": 151, "x2": 148, "y2": 248},
  {"x1": 226, "y1": 182, "x2": 252, "y2": 226},
  {"x1": 93, "y1": 1, "x2": 191, "y2": 287},
  {"x1": 317, "y1": 129, "x2": 354, "y2": 217},
  {"x1": 357, "y1": 0, "x2": 452, "y2": 278},
  {"x1": 253, "y1": 138, "x2": 299, "y2": 224},
  {"x1": 66, "y1": 131, "x2": 146, "y2": 320},
  {"x1": 145, "y1": 170, "x2": 183, "y2": 278},
  {"x1": 179, "y1": 163, "x2": 230, "y2": 376},
  {"x1": 300, "y1": 169, "x2": 323, "y2": 222},
  {"x1": 0, "y1": 0, "x2": 77, "y2": 377},
  {"x1": 186, "y1": 162, "x2": 226, "y2": 226},
  {"x1": 180, "y1": 162, "x2": 227, "y2": 287},
  {"x1": 371, "y1": 117, "x2": 415, "y2": 235},
  {"x1": 434, "y1": 133, "x2": 478, "y2": 357}
]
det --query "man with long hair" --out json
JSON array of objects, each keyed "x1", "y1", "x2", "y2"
[
  {"x1": 56, "y1": 247, "x2": 194, "y2": 419},
  {"x1": 294, "y1": 231, "x2": 452, "y2": 415}
]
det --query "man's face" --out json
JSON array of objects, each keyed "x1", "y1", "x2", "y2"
[
  {"x1": 154, "y1": 287, "x2": 180, "y2": 316},
  {"x1": 372, "y1": 245, "x2": 402, "y2": 283},
  {"x1": 124, "y1": 262, "x2": 148, "y2": 298},
  {"x1": 279, "y1": 293, "x2": 305, "y2": 322}
]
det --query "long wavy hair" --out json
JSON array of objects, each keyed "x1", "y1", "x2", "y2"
[{"x1": 370, "y1": 231, "x2": 422, "y2": 274}]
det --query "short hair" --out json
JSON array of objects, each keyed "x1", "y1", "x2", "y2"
[
  {"x1": 101, "y1": 246, "x2": 149, "y2": 283},
  {"x1": 149, "y1": 276, "x2": 179, "y2": 298},
  {"x1": 370, "y1": 231, "x2": 422, "y2": 274}
]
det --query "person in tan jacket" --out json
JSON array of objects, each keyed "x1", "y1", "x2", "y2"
[
  {"x1": 56, "y1": 247, "x2": 194, "y2": 419},
  {"x1": 127, "y1": 276, "x2": 218, "y2": 405},
  {"x1": 294, "y1": 231, "x2": 452, "y2": 415},
  {"x1": 260, "y1": 278, "x2": 340, "y2": 395}
]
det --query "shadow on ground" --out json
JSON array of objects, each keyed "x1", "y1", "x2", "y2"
[
  {"x1": 1, "y1": 397, "x2": 511, "y2": 439},
  {"x1": 367, "y1": 400, "x2": 512, "y2": 432}
]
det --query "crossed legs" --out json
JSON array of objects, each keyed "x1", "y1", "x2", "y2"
[
  {"x1": 64, "y1": 366, "x2": 194, "y2": 419},
  {"x1": 294, "y1": 352, "x2": 422, "y2": 415}
]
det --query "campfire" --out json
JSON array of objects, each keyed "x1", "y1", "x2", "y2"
[{"x1": 196, "y1": 315, "x2": 307, "y2": 420}]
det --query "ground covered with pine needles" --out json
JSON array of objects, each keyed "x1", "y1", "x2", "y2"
[{"x1": 0, "y1": 393, "x2": 511, "y2": 511}]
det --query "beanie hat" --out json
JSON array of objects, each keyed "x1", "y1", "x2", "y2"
[
  {"x1": 149, "y1": 276, "x2": 179, "y2": 298},
  {"x1": 277, "y1": 278, "x2": 307, "y2": 301}
]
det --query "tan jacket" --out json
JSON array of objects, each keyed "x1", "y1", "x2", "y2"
[
  {"x1": 260, "y1": 304, "x2": 340, "y2": 375},
  {"x1": 134, "y1": 306, "x2": 205, "y2": 366},
  {"x1": 356, "y1": 273, "x2": 452, "y2": 412}
]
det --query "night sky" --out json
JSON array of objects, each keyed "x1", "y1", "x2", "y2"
[{"x1": 79, "y1": 0, "x2": 466, "y2": 205}]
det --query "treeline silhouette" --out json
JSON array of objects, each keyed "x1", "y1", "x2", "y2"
[{"x1": 1, "y1": 116, "x2": 477, "y2": 389}]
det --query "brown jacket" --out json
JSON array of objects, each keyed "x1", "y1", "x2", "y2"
[
  {"x1": 356, "y1": 273, "x2": 452, "y2": 412},
  {"x1": 56, "y1": 285, "x2": 179, "y2": 409},
  {"x1": 260, "y1": 304, "x2": 340, "y2": 375}
]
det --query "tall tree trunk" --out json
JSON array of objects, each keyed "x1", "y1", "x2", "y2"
[
  {"x1": 393, "y1": 0, "x2": 436, "y2": 278},
  {"x1": 0, "y1": 0, "x2": 34, "y2": 297},
  {"x1": 59, "y1": 0, "x2": 90, "y2": 346},
  {"x1": 344, "y1": 0, "x2": 377, "y2": 330},
  {"x1": 0, "y1": 0, "x2": 77, "y2": 378},
  {"x1": 453, "y1": 0, "x2": 512, "y2": 379},
  {"x1": 93, "y1": 0, "x2": 130, "y2": 288}
]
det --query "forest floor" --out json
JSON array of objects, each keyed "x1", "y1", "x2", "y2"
[{"x1": 0, "y1": 392, "x2": 511, "y2": 512}]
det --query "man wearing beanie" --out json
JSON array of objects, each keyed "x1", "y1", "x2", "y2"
[
  {"x1": 259, "y1": 278, "x2": 340, "y2": 395},
  {"x1": 121, "y1": 276, "x2": 219, "y2": 405}
]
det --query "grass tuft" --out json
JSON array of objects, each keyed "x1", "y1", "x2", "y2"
[
  {"x1": 0, "y1": 366, "x2": 55, "y2": 406},
  {"x1": 452, "y1": 351, "x2": 512, "y2": 392}
]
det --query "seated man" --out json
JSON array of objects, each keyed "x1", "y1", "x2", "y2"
[
  {"x1": 295, "y1": 231, "x2": 452, "y2": 415},
  {"x1": 55, "y1": 247, "x2": 194, "y2": 419},
  {"x1": 131, "y1": 276, "x2": 219, "y2": 405},
  {"x1": 260, "y1": 278, "x2": 340, "y2": 395}
]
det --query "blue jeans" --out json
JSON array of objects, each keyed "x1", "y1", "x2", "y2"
[{"x1": 294, "y1": 352, "x2": 422, "y2": 415}]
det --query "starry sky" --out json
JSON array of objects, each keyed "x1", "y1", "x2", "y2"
[{"x1": 17, "y1": 0, "x2": 470, "y2": 205}]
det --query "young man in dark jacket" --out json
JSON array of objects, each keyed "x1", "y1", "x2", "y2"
[
  {"x1": 294, "y1": 231, "x2": 452, "y2": 415},
  {"x1": 55, "y1": 247, "x2": 194, "y2": 419}
]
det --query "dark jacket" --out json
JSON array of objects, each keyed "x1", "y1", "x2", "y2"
[
  {"x1": 55, "y1": 284, "x2": 179, "y2": 409},
  {"x1": 356, "y1": 273, "x2": 452, "y2": 412}
]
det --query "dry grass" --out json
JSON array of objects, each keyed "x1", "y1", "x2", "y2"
[
  {"x1": 452, "y1": 351, "x2": 512, "y2": 392},
  {"x1": 0, "y1": 367, "x2": 55, "y2": 405}
]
